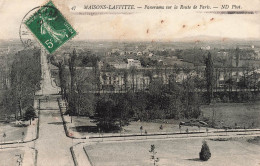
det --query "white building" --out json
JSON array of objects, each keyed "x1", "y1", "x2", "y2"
[{"x1": 127, "y1": 59, "x2": 141, "y2": 68}]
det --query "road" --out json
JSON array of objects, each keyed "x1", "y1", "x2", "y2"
[
  {"x1": 36, "y1": 48, "x2": 59, "y2": 95},
  {"x1": 35, "y1": 101, "x2": 74, "y2": 166},
  {"x1": 34, "y1": 48, "x2": 74, "y2": 166}
]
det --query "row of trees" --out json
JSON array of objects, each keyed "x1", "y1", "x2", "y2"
[
  {"x1": 52, "y1": 49, "x2": 259, "y2": 131},
  {"x1": 205, "y1": 52, "x2": 260, "y2": 103},
  {"x1": 50, "y1": 49, "x2": 98, "y2": 116},
  {"x1": 51, "y1": 49, "x2": 203, "y2": 131},
  {"x1": 1, "y1": 49, "x2": 41, "y2": 119},
  {"x1": 94, "y1": 73, "x2": 202, "y2": 131}
]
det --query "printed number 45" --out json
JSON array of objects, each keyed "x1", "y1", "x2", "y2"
[{"x1": 45, "y1": 39, "x2": 53, "y2": 48}]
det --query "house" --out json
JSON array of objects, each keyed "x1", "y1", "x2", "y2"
[
  {"x1": 201, "y1": 46, "x2": 211, "y2": 50},
  {"x1": 127, "y1": 59, "x2": 141, "y2": 68},
  {"x1": 137, "y1": 52, "x2": 142, "y2": 56},
  {"x1": 108, "y1": 62, "x2": 128, "y2": 69}
]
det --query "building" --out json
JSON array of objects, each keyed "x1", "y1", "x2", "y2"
[
  {"x1": 127, "y1": 59, "x2": 141, "y2": 69},
  {"x1": 108, "y1": 62, "x2": 127, "y2": 69}
]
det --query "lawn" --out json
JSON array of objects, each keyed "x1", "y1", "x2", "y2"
[
  {"x1": 65, "y1": 101, "x2": 260, "y2": 138},
  {"x1": 0, "y1": 122, "x2": 28, "y2": 143},
  {"x1": 0, "y1": 148, "x2": 24, "y2": 166},
  {"x1": 84, "y1": 137, "x2": 260, "y2": 166},
  {"x1": 66, "y1": 116, "x2": 208, "y2": 138},
  {"x1": 201, "y1": 102, "x2": 260, "y2": 129}
]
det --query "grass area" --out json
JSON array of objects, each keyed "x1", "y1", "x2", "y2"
[
  {"x1": 201, "y1": 102, "x2": 260, "y2": 129},
  {"x1": 67, "y1": 116, "x2": 208, "y2": 138},
  {"x1": 0, "y1": 122, "x2": 28, "y2": 142},
  {"x1": 0, "y1": 148, "x2": 24, "y2": 166},
  {"x1": 66, "y1": 101, "x2": 260, "y2": 137},
  {"x1": 84, "y1": 138, "x2": 260, "y2": 166}
]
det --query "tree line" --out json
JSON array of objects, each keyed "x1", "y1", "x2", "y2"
[
  {"x1": 0, "y1": 49, "x2": 41, "y2": 119},
  {"x1": 51, "y1": 50, "x2": 260, "y2": 131}
]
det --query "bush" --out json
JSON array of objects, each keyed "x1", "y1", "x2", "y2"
[
  {"x1": 24, "y1": 106, "x2": 36, "y2": 125},
  {"x1": 199, "y1": 141, "x2": 211, "y2": 161}
]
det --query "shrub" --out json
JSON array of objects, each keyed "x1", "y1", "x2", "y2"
[
  {"x1": 199, "y1": 140, "x2": 211, "y2": 161},
  {"x1": 24, "y1": 106, "x2": 36, "y2": 125}
]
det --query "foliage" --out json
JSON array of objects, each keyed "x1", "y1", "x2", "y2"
[
  {"x1": 205, "y1": 52, "x2": 214, "y2": 103},
  {"x1": 174, "y1": 49, "x2": 206, "y2": 66},
  {"x1": 94, "y1": 95, "x2": 131, "y2": 132},
  {"x1": 80, "y1": 52, "x2": 100, "y2": 67},
  {"x1": 67, "y1": 49, "x2": 77, "y2": 115},
  {"x1": 24, "y1": 106, "x2": 36, "y2": 124},
  {"x1": 75, "y1": 70, "x2": 95, "y2": 116},
  {"x1": 57, "y1": 61, "x2": 67, "y2": 100},
  {"x1": 199, "y1": 141, "x2": 211, "y2": 161},
  {"x1": 94, "y1": 97, "x2": 115, "y2": 131},
  {"x1": 139, "y1": 57, "x2": 159, "y2": 67},
  {"x1": 3, "y1": 49, "x2": 41, "y2": 118},
  {"x1": 92, "y1": 71, "x2": 202, "y2": 125}
]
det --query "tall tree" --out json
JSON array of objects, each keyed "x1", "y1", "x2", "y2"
[
  {"x1": 57, "y1": 61, "x2": 67, "y2": 99},
  {"x1": 129, "y1": 67, "x2": 137, "y2": 92},
  {"x1": 67, "y1": 49, "x2": 77, "y2": 115},
  {"x1": 75, "y1": 69, "x2": 95, "y2": 116},
  {"x1": 205, "y1": 52, "x2": 214, "y2": 103},
  {"x1": 8, "y1": 49, "x2": 41, "y2": 119},
  {"x1": 235, "y1": 47, "x2": 240, "y2": 67},
  {"x1": 123, "y1": 69, "x2": 129, "y2": 92}
]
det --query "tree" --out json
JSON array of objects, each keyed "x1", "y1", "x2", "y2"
[
  {"x1": 235, "y1": 47, "x2": 240, "y2": 67},
  {"x1": 114, "y1": 94, "x2": 131, "y2": 130},
  {"x1": 94, "y1": 94, "x2": 132, "y2": 132},
  {"x1": 123, "y1": 69, "x2": 129, "y2": 91},
  {"x1": 9, "y1": 49, "x2": 41, "y2": 119},
  {"x1": 50, "y1": 55, "x2": 67, "y2": 100},
  {"x1": 75, "y1": 69, "x2": 95, "y2": 116},
  {"x1": 24, "y1": 106, "x2": 36, "y2": 125},
  {"x1": 149, "y1": 144, "x2": 159, "y2": 166},
  {"x1": 129, "y1": 67, "x2": 137, "y2": 92},
  {"x1": 94, "y1": 96, "x2": 118, "y2": 132},
  {"x1": 144, "y1": 70, "x2": 153, "y2": 84},
  {"x1": 67, "y1": 49, "x2": 77, "y2": 115},
  {"x1": 167, "y1": 74, "x2": 183, "y2": 119},
  {"x1": 199, "y1": 140, "x2": 211, "y2": 161},
  {"x1": 205, "y1": 52, "x2": 214, "y2": 104},
  {"x1": 57, "y1": 61, "x2": 67, "y2": 100}
]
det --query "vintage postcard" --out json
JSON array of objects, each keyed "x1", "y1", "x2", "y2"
[{"x1": 0, "y1": 0, "x2": 260, "y2": 166}]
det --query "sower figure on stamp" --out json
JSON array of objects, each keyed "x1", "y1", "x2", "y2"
[{"x1": 38, "y1": 9, "x2": 68, "y2": 44}]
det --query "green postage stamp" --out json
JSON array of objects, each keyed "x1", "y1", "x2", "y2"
[{"x1": 25, "y1": 1, "x2": 77, "y2": 53}]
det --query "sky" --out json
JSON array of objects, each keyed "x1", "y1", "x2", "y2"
[{"x1": 0, "y1": 0, "x2": 259, "y2": 41}]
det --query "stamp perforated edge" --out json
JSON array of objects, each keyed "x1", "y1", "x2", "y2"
[{"x1": 23, "y1": 0, "x2": 78, "y2": 54}]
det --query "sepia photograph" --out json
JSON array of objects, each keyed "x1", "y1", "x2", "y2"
[{"x1": 0, "y1": 0, "x2": 260, "y2": 165}]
